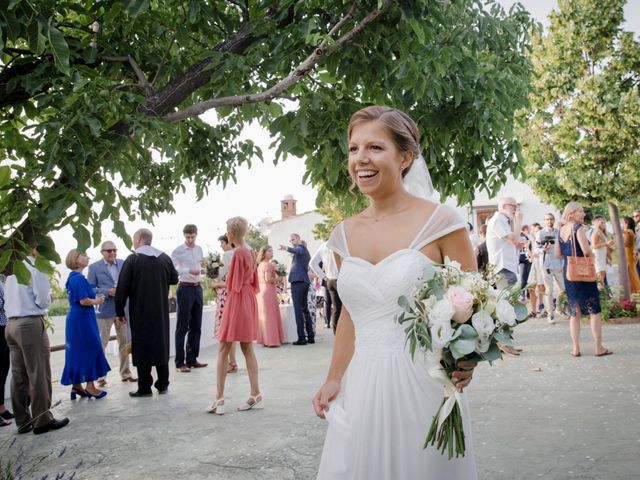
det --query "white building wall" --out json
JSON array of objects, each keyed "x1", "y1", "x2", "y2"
[{"x1": 441, "y1": 174, "x2": 561, "y2": 230}]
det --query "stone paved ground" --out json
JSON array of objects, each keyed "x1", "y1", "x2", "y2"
[{"x1": 1, "y1": 316, "x2": 638, "y2": 479}]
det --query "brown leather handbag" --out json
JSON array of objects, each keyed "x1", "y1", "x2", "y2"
[{"x1": 566, "y1": 226, "x2": 596, "y2": 282}]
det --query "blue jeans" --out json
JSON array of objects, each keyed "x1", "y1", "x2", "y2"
[
  {"x1": 175, "y1": 285, "x2": 203, "y2": 367},
  {"x1": 291, "y1": 281, "x2": 314, "y2": 342}
]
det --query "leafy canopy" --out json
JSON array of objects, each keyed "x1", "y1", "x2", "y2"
[
  {"x1": 1, "y1": 0, "x2": 534, "y2": 281},
  {"x1": 519, "y1": 0, "x2": 640, "y2": 210}
]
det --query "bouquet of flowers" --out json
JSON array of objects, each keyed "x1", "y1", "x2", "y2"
[
  {"x1": 396, "y1": 257, "x2": 528, "y2": 459},
  {"x1": 275, "y1": 262, "x2": 287, "y2": 278},
  {"x1": 204, "y1": 252, "x2": 222, "y2": 279}
]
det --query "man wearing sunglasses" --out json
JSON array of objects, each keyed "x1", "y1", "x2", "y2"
[
  {"x1": 88, "y1": 241, "x2": 136, "y2": 384},
  {"x1": 486, "y1": 197, "x2": 524, "y2": 356}
]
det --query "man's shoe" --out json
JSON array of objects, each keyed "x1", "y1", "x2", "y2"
[
  {"x1": 129, "y1": 390, "x2": 153, "y2": 397},
  {"x1": 33, "y1": 417, "x2": 70, "y2": 435},
  {"x1": 157, "y1": 389, "x2": 168, "y2": 395},
  {"x1": 176, "y1": 365, "x2": 191, "y2": 373},
  {"x1": 186, "y1": 362, "x2": 208, "y2": 368},
  {"x1": 547, "y1": 314, "x2": 556, "y2": 325},
  {"x1": 0, "y1": 418, "x2": 11, "y2": 427},
  {"x1": 0, "y1": 410, "x2": 15, "y2": 420},
  {"x1": 292, "y1": 340, "x2": 307, "y2": 345},
  {"x1": 17, "y1": 423, "x2": 33, "y2": 434},
  {"x1": 307, "y1": 338, "x2": 315, "y2": 344}
]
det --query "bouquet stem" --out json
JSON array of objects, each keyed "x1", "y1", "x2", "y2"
[{"x1": 424, "y1": 397, "x2": 466, "y2": 459}]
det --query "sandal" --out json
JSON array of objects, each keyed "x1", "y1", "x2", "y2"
[
  {"x1": 595, "y1": 349, "x2": 613, "y2": 357},
  {"x1": 238, "y1": 394, "x2": 264, "y2": 411},
  {"x1": 227, "y1": 362, "x2": 238, "y2": 373},
  {"x1": 206, "y1": 397, "x2": 225, "y2": 415}
]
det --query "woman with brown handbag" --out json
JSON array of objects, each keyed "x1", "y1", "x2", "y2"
[{"x1": 556, "y1": 202, "x2": 612, "y2": 358}]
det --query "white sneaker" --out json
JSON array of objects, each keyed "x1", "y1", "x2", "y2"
[{"x1": 548, "y1": 314, "x2": 556, "y2": 325}]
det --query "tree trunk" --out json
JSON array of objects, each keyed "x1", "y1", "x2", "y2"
[{"x1": 608, "y1": 202, "x2": 631, "y2": 299}]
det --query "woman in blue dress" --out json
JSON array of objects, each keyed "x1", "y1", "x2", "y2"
[
  {"x1": 556, "y1": 202, "x2": 612, "y2": 358},
  {"x1": 61, "y1": 249, "x2": 110, "y2": 399}
]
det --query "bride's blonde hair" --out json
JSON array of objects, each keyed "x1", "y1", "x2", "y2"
[{"x1": 561, "y1": 201, "x2": 583, "y2": 224}]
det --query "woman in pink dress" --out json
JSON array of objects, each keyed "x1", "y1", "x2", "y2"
[
  {"x1": 256, "y1": 245, "x2": 284, "y2": 347},
  {"x1": 207, "y1": 217, "x2": 262, "y2": 415}
]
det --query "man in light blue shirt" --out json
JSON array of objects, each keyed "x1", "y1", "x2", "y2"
[
  {"x1": 536, "y1": 213, "x2": 565, "y2": 324},
  {"x1": 88, "y1": 241, "x2": 135, "y2": 383},
  {"x1": 4, "y1": 253, "x2": 69, "y2": 434}
]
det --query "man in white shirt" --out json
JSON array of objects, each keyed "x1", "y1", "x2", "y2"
[
  {"x1": 171, "y1": 224, "x2": 207, "y2": 372},
  {"x1": 486, "y1": 197, "x2": 522, "y2": 289},
  {"x1": 4, "y1": 250, "x2": 69, "y2": 434},
  {"x1": 310, "y1": 241, "x2": 342, "y2": 333},
  {"x1": 486, "y1": 197, "x2": 523, "y2": 356}
]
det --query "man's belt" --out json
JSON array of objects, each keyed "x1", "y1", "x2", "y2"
[{"x1": 178, "y1": 281, "x2": 200, "y2": 287}]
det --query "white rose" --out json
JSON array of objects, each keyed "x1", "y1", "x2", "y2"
[
  {"x1": 471, "y1": 310, "x2": 495, "y2": 338},
  {"x1": 431, "y1": 321, "x2": 455, "y2": 349},
  {"x1": 428, "y1": 298, "x2": 455, "y2": 326},
  {"x1": 495, "y1": 299, "x2": 517, "y2": 327}
]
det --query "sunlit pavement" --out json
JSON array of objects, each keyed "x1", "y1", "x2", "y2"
[{"x1": 1, "y1": 315, "x2": 638, "y2": 479}]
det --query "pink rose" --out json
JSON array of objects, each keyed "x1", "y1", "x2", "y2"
[{"x1": 446, "y1": 286, "x2": 474, "y2": 323}]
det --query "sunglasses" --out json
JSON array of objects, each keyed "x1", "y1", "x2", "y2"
[{"x1": 102, "y1": 249, "x2": 117, "y2": 253}]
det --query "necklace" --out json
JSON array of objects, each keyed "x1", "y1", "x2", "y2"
[{"x1": 364, "y1": 206, "x2": 411, "y2": 223}]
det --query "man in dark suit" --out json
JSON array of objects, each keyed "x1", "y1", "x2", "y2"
[{"x1": 280, "y1": 234, "x2": 314, "y2": 345}]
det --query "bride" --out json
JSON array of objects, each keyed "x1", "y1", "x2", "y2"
[{"x1": 312, "y1": 106, "x2": 478, "y2": 479}]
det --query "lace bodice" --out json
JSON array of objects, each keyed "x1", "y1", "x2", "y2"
[{"x1": 327, "y1": 204, "x2": 466, "y2": 353}]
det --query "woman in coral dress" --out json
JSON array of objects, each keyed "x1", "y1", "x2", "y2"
[
  {"x1": 208, "y1": 217, "x2": 263, "y2": 415},
  {"x1": 256, "y1": 245, "x2": 284, "y2": 347},
  {"x1": 622, "y1": 216, "x2": 640, "y2": 293}
]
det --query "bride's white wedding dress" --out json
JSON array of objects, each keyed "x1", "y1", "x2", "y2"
[{"x1": 318, "y1": 204, "x2": 478, "y2": 480}]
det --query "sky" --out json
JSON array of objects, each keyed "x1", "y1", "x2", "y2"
[{"x1": 49, "y1": 0, "x2": 640, "y2": 268}]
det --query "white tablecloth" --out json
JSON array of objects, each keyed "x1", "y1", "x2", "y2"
[{"x1": 279, "y1": 304, "x2": 298, "y2": 343}]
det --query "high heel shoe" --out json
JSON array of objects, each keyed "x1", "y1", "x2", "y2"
[
  {"x1": 238, "y1": 394, "x2": 264, "y2": 411},
  {"x1": 206, "y1": 397, "x2": 225, "y2": 415},
  {"x1": 86, "y1": 390, "x2": 108, "y2": 399},
  {"x1": 70, "y1": 387, "x2": 89, "y2": 400}
]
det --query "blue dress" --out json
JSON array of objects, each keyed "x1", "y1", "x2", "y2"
[
  {"x1": 60, "y1": 271, "x2": 111, "y2": 385},
  {"x1": 559, "y1": 224, "x2": 601, "y2": 316}
]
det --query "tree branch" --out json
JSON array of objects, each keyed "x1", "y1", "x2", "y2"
[
  {"x1": 151, "y1": 35, "x2": 176, "y2": 86},
  {"x1": 100, "y1": 55, "x2": 154, "y2": 97},
  {"x1": 163, "y1": 1, "x2": 391, "y2": 122}
]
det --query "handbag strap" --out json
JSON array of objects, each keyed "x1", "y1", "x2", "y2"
[{"x1": 570, "y1": 223, "x2": 578, "y2": 258}]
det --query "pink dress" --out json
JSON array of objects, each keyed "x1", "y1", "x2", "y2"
[
  {"x1": 256, "y1": 262, "x2": 284, "y2": 347},
  {"x1": 217, "y1": 247, "x2": 259, "y2": 342}
]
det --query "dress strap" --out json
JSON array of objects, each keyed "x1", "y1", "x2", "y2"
[
  {"x1": 327, "y1": 222, "x2": 350, "y2": 259},
  {"x1": 409, "y1": 204, "x2": 467, "y2": 251}
]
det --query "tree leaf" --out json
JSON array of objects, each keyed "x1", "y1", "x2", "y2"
[
  {"x1": 0, "y1": 166, "x2": 10, "y2": 188},
  {"x1": 73, "y1": 225, "x2": 91, "y2": 251},
  {"x1": 13, "y1": 260, "x2": 31, "y2": 285},
  {"x1": 47, "y1": 24, "x2": 71, "y2": 76}
]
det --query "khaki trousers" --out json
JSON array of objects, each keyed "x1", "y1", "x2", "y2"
[
  {"x1": 5, "y1": 315, "x2": 54, "y2": 429},
  {"x1": 543, "y1": 268, "x2": 565, "y2": 315},
  {"x1": 97, "y1": 317, "x2": 132, "y2": 380}
]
